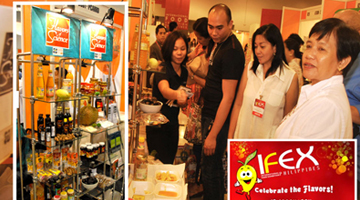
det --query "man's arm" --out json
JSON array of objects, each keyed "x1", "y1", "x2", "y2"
[{"x1": 203, "y1": 79, "x2": 238, "y2": 156}]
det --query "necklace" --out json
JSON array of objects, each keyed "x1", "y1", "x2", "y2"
[{"x1": 209, "y1": 33, "x2": 232, "y2": 66}]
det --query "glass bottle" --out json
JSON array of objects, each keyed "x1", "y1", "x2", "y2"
[
  {"x1": 55, "y1": 107, "x2": 63, "y2": 136},
  {"x1": 135, "y1": 137, "x2": 147, "y2": 180}
]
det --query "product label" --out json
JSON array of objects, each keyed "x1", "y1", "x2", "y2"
[
  {"x1": 135, "y1": 168, "x2": 147, "y2": 180},
  {"x1": 46, "y1": 87, "x2": 54, "y2": 96},
  {"x1": 36, "y1": 87, "x2": 45, "y2": 97},
  {"x1": 57, "y1": 120, "x2": 63, "y2": 129},
  {"x1": 140, "y1": 42, "x2": 148, "y2": 51},
  {"x1": 46, "y1": 132, "x2": 50, "y2": 142}
]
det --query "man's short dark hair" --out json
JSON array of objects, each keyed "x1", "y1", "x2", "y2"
[
  {"x1": 208, "y1": 4, "x2": 232, "y2": 23},
  {"x1": 156, "y1": 24, "x2": 166, "y2": 35},
  {"x1": 169, "y1": 22, "x2": 178, "y2": 32},
  {"x1": 55, "y1": 66, "x2": 68, "y2": 78}
]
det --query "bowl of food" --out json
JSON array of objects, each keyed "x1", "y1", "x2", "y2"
[
  {"x1": 155, "y1": 170, "x2": 179, "y2": 183},
  {"x1": 138, "y1": 98, "x2": 163, "y2": 113},
  {"x1": 82, "y1": 177, "x2": 99, "y2": 191},
  {"x1": 154, "y1": 183, "x2": 182, "y2": 199}
]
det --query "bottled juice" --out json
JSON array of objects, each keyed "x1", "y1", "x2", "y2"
[
  {"x1": 129, "y1": 24, "x2": 139, "y2": 66},
  {"x1": 36, "y1": 64, "x2": 45, "y2": 99},
  {"x1": 46, "y1": 69, "x2": 54, "y2": 98},
  {"x1": 66, "y1": 70, "x2": 73, "y2": 96},
  {"x1": 135, "y1": 137, "x2": 147, "y2": 180},
  {"x1": 139, "y1": 31, "x2": 150, "y2": 69}
]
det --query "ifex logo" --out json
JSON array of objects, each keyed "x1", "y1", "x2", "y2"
[
  {"x1": 46, "y1": 13, "x2": 70, "y2": 48},
  {"x1": 257, "y1": 146, "x2": 319, "y2": 174}
]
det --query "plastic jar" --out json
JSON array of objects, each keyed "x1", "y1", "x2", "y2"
[
  {"x1": 60, "y1": 191, "x2": 68, "y2": 200},
  {"x1": 80, "y1": 83, "x2": 87, "y2": 95},
  {"x1": 62, "y1": 79, "x2": 72, "y2": 94},
  {"x1": 99, "y1": 142, "x2": 105, "y2": 153},
  {"x1": 99, "y1": 81, "x2": 107, "y2": 93},
  {"x1": 67, "y1": 189, "x2": 74, "y2": 200},
  {"x1": 53, "y1": 195, "x2": 61, "y2": 200},
  {"x1": 80, "y1": 144, "x2": 86, "y2": 158},
  {"x1": 86, "y1": 146, "x2": 93, "y2": 159}
]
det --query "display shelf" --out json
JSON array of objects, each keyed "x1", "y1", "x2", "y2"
[
  {"x1": 82, "y1": 92, "x2": 122, "y2": 98},
  {"x1": 21, "y1": 95, "x2": 88, "y2": 103},
  {"x1": 80, "y1": 124, "x2": 120, "y2": 135},
  {"x1": 24, "y1": 134, "x2": 86, "y2": 148},
  {"x1": 129, "y1": 66, "x2": 165, "y2": 74}
]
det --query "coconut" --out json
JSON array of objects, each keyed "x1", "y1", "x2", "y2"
[{"x1": 79, "y1": 106, "x2": 99, "y2": 126}]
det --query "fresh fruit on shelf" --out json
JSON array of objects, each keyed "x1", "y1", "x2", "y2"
[
  {"x1": 95, "y1": 91, "x2": 100, "y2": 96},
  {"x1": 102, "y1": 89, "x2": 108, "y2": 95},
  {"x1": 56, "y1": 89, "x2": 71, "y2": 100},
  {"x1": 79, "y1": 106, "x2": 99, "y2": 126}
]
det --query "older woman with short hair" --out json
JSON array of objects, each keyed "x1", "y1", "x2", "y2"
[{"x1": 275, "y1": 18, "x2": 360, "y2": 139}]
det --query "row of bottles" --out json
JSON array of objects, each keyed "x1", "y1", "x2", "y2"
[
  {"x1": 30, "y1": 175, "x2": 75, "y2": 200},
  {"x1": 37, "y1": 106, "x2": 80, "y2": 146},
  {"x1": 36, "y1": 63, "x2": 54, "y2": 99},
  {"x1": 129, "y1": 24, "x2": 150, "y2": 69},
  {"x1": 36, "y1": 63, "x2": 74, "y2": 99}
]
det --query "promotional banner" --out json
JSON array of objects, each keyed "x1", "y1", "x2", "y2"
[
  {"x1": 31, "y1": 6, "x2": 80, "y2": 58},
  {"x1": 80, "y1": 20, "x2": 114, "y2": 61},
  {"x1": 164, "y1": 0, "x2": 190, "y2": 30},
  {"x1": 228, "y1": 140, "x2": 356, "y2": 200}
]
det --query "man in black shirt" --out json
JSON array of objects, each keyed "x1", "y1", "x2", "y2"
[
  {"x1": 201, "y1": 4, "x2": 245, "y2": 200},
  {"x1": 150, "y1": 24, "x2": 166, "y2": 63}
]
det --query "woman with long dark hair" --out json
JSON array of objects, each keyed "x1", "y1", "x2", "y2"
[
  {"x1": 146, "y1": 31, "x2": 189, "y2": 164},
  {"x1": 228, "y1": 24, "x2": 299, "y2": 139}
]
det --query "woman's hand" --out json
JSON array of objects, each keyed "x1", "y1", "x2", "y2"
[{"x1": 177, "y1": 89, "x2": 188, "y2": 107}]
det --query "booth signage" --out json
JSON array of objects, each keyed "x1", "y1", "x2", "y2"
[
  {"x1": 80, "y1": 20, "x2": 114, "y2": 61},
  {"x1": 31, "y1": 6, "x2": 80, "y2": 58},
  {"x1": 228, "y1": 140, "x2": 356, "y2": 200},
  {"x1": 90, "y1": 25, "x2": 107, "y2": 54},
  {"x1": 45, "y1": 12, "x2": 70, "y2": 49},
  {"x1": 164, "y1": 0, "x2": 190, "y2": 30}
]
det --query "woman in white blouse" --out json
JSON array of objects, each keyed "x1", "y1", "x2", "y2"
[
  {"x1": 275, "y1": 18, "x2": 360, "y2": 139},
  {"x1": 228, "y1": 24, "x2": 299, "y2": 139}
]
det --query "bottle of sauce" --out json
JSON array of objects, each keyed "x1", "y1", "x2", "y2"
[
  {"x1": 46, "y1": 69, "x2": 55, "y2": 98},
  {"x1": 95, "y1": 97, "x2": 103, "y2": 112},
  {"x1": 64, "y1": 107, "x2": 72, "y2": 134},
  {"x1": 55, "y1": 107, "x2": 63, "y2": 136},
  {"x1": 135, "y1": 137, "x2": 147, "y2": 181},
  {"x1": 37, "y1": 114, "x2": 45, "y2": 142},
  {"x1": 63, "y1": 118, "x2": 68, "y2": 135},
  {"x1": 36, "y1": 63, "x2": 45, "y2": 99}
]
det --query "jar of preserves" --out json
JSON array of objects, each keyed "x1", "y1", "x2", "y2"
[
  {"x1": 99, "y1": 142, "x2": 105, "y2": 153},
  {"x1": 67, "y1": 189, "x2": 74, "y2": 200},
  {"x1": 60, "y1": 191, "x2": 67, "y2": 200},
  {"x1": 99, "y1": 81, "x2": 107, "y2": 93},
  {"x1": 88, "y1": 83, "x2": 95, "y2": 95},
  {"x1": 80, "y1": 83, "x2": 87, "y2": 95},
  {"x1": 86, "y1": 146, "x2": 93, "y2": 159},
  {"x1": 80, "y1": 144, "x2": 86, "y2": 158}
]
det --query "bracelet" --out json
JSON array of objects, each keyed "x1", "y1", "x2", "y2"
[{"x1": 191, "y1": 74, "x2": 195, "y2": 80}]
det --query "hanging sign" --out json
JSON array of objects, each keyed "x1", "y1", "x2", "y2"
[
  {"x1": 81, "y1": 20, "x2": 114, "y2": 61},
  {"x1": 164, "y1": 0, "x2": 190, "y2": 30},
  {"x1": 228, "y1": 140, "x2": 356, "y2": 200},
  {"x1": 31, "y1": 6, "x2": 80, "y2": 57}
]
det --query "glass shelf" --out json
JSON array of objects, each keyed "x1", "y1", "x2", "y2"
[
  {"x1": 24, "y1": 134, "x2": 86, "y2": 148},
  {"x1": 21, "y1": 95, "x2": 87, "y2": 103},
  {"x1": 81, "y1": 92, "x2": 121, "y2": 98},
  {"x1": 129, "y1": 66, "x2": 166, "y2": 74},
  {"x1": 80, "y1": 124, "x2": 120, "y2": 135}
]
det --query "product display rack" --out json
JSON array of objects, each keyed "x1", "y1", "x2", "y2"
[
  {"x1": 17, "y1": 54, "x2": 125, "y2": 200},
  {"x1": 17, "y1": 53, "x2": 84, "y2": 200}
]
